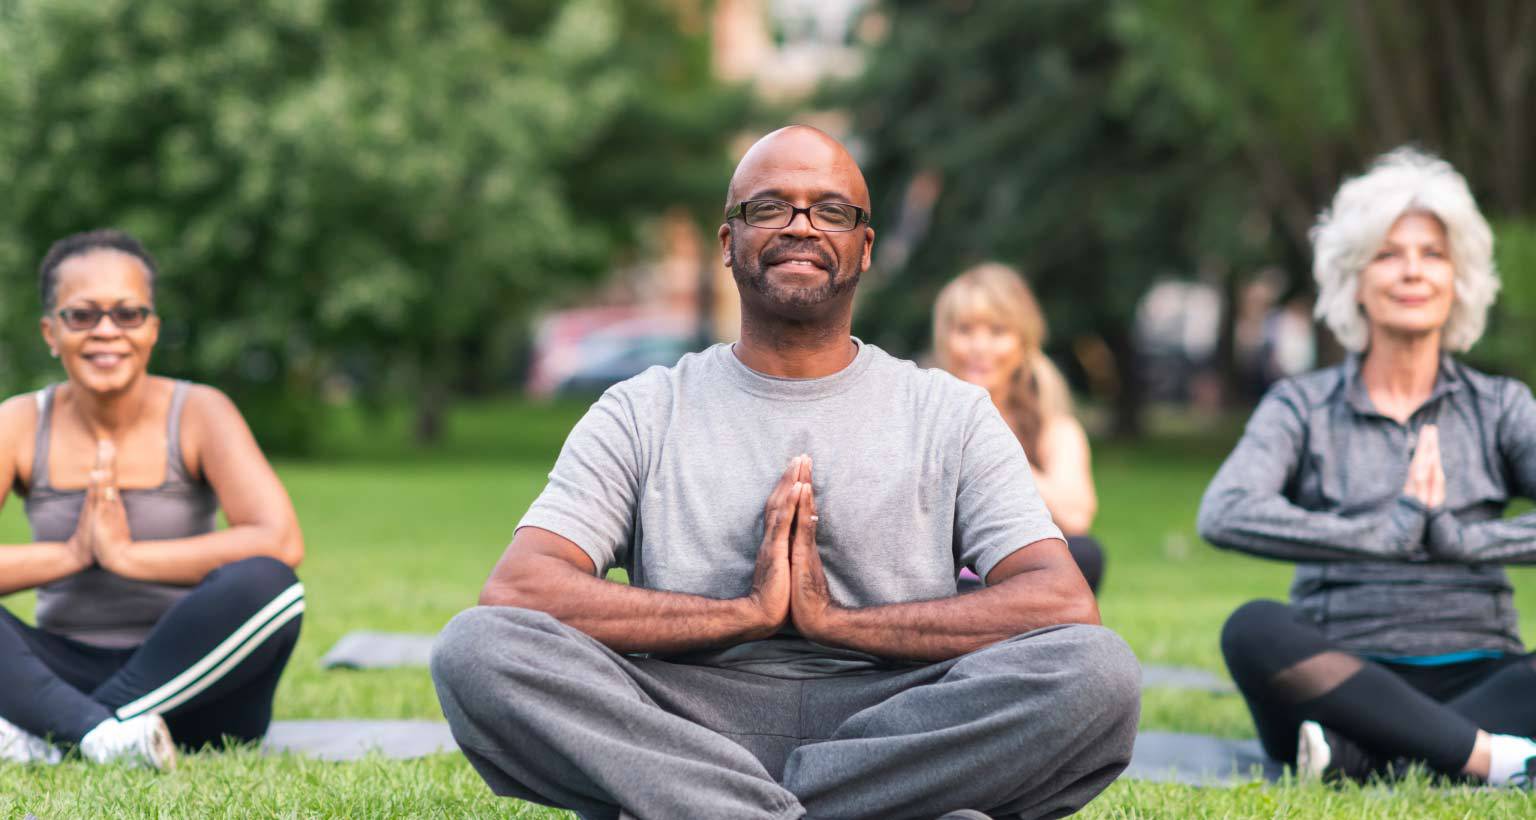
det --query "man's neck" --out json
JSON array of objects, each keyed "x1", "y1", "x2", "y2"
[{"x1": 734, "y1": 311, "x2": 858, "y2": 379}]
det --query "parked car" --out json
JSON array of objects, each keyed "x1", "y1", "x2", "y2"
[{"x1": 527, "y1": 308, "x2": 699, "y2": 398}]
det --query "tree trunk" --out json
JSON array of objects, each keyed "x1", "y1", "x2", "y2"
[
  {"x1": 414, "y1": 344, "x2": 454, "y2": 446},
  {"x1": 1103, "y1": 323, "x2": 1145, "y2": 439},
  {"x1": 1212, "y1": 264, "x2": 1239, "y2": 408},
  {"x1": 414, "y1": 388, "x2": 447, "y2": 445}
]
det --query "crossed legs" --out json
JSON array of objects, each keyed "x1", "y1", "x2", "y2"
[
  {"x1": 1222, "y1": 599, "x2": 1536, "y2": 777},
  {"x1": 0, "y1": 557, "x2": 304, "y2": 748},
  {"x1": 431, "y1": 606, "x2": 1139, "y2": 820}
]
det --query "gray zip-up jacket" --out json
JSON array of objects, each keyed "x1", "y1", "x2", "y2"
[{"x1": 1198, "y1": 354, "x2": 1536, "y2": 657}]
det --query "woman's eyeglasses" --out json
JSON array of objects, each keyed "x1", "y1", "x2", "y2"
[{"x1": 55, "y1": 305, "x2": 154, "y2": 332}]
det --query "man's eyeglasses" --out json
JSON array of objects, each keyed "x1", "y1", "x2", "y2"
[
  {"x1": 55, "y1": 305, "x2": 154, "y2": 332},
  {"x1": 727, "y1": 199, "x2": 871, "y2": 232}
]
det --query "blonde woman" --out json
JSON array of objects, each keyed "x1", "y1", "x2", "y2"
[
  {"x1": 934, "y1": 263, "x2": 1104, "y2": 592},
  {"x1": 1200, "y1": 148, "x2": 1536, "y2": 785}
]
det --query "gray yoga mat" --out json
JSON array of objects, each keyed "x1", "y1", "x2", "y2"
[
  {"x1": 263, "y1": 720, "x2": 459, "y2": 761},
  {"x1": 1126, "y1": 731, "x2": 1284, "y2": 786},
  {"x1": 1140, "y1": 664, "x2": 1234, "y2": 693},
  {"x1": 321, "y1": 631, "x2": 1237, "y2": 695},
  {"x1": 262, "y1": 719, "x2": 1280, "y2": 785},
  {"x1": 320, "y1": 631, "x2": 437, "y2": 669}
]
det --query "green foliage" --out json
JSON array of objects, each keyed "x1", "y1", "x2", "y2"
[
  {"x1": 832, "y1": 0, "x2": 1280, "y2": 435},
  {"x1": 840, "y1": 0, "x2": 1536, "y2": 430},
  {"x1": 1474, "y1": 219, "x2": 1536, "y2": 383},
  {"x1": 0, "y1": 0, "x2": 746, "y2": 451}
]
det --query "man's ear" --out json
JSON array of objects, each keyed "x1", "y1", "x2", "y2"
[
  {"x1": 718, "y1": 223, "x2": 734, "y2": 268},
  {"x1": 860, "y1": 226, "x2": 875, "y2": 273}
]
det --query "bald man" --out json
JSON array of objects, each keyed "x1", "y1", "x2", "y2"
[{"x1": 431, "y1": 127, "x2": 1140, "y2": 820}]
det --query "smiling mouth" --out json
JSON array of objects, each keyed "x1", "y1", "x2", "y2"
[
  {"x1": 768, "y1": 258, "x2": 827, "y2": 272},
  {"x1": 82, "y1": 353, "x2": 128, "y2": 367}
]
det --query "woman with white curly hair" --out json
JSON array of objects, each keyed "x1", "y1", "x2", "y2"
[{"x1": 1199, "y1": 147, "x2": 1536, "y2": 785}]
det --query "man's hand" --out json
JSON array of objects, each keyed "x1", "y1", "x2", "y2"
[
  {"x1": 1404, "y1": 424, "x2": 1446, "y2": 509},
  {"x1": 87, "y1": 439, "x2": 136, "y2": 577},
  {"x1": 742, "y1": 455, "x2": 808, "y2": 638},
  {"x1": 788, "y1": 458, "x2": 840, "y2": 642}
]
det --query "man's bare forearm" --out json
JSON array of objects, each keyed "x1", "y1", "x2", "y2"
[
  {"x1": 481, "y1": 551, "x2": 774, "y2": 655},
  {"x1": 805, "y1": 572, "x2": 1098, "y2": 663}
]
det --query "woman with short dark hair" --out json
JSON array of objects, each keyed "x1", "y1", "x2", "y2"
[
  {"x1": 1200, "y1": 148, "x2": 1536, "y2": 785},
  {"x1": 0, "y1": 229, "x2": 305, "y2": 769}
]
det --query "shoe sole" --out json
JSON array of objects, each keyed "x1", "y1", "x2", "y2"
[
  {"x1": 1296, "y1": 720, "x2": 1329, "y2": 781},
  {"x1": 146, "y1": 715, "x2": 177, "y2": 773}
]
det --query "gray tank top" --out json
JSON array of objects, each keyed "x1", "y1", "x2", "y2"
[{"x1": 24, "y1": 381, "x2": 219, "y2": 648}]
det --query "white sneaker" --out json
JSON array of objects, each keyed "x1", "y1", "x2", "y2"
[
  {"x1": 0, "y1": 715, "x2": 62, "y2": 765},
  {"x1": 1295, "y1": 720, "x2": 1330, "y2": 781},
  {"x1": 80, "y1": 714, "x2": 177, "y2": 771}
]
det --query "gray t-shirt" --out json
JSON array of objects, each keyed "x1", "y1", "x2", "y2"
[{"x1": 518, "y1": 339, "x2": 1062, "y2": 678}]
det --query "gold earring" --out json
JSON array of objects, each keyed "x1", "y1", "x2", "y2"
[{"x1": 49, "y1": 348, "x2": 59, "y2": 358}]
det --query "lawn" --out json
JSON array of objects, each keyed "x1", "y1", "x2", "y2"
[{"x1": 3, "y1": 398, "x2": 1535, "y2": 817}]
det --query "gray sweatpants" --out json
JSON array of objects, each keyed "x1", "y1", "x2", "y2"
[{"x1": 431, "y1": 607, "x2": 1140, "y2": 820}]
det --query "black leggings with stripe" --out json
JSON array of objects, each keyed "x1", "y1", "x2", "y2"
[{"x1": 0, "y1": 557, "x2": 303, "y2": 749}]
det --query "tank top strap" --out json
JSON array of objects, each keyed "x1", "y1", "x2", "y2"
[
  {"x1": 31, "y1": 385, "x2": 59, "y2": 491},
  {"x1": 165, "y1": 380, "x2": 195, "y2": 484}
]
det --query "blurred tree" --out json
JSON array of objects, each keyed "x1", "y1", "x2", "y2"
[
  {"x1": 1116, "y1": 0, "x2": 1536, "y2": 382},
  {"x1": 839, "y1": 0, "x2": 1536, "y2": 432},
  {"x1": 835, "y1": 0, "x2": 1266, "y2": 435},
  {"x1": 0, "y1": 0, "x2": 746, "y2": 449}
]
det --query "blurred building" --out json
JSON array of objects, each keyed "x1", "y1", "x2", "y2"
[{"x1": 713, "y1": 0, "x2": 873, "y2": 100}]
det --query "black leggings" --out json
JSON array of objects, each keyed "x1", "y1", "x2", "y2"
[
  {"x1": 0, "y1": 556, "x2": 303, "y2": 750},
  {"x1": 1065, "y1": 536, "x2": 1105, "y2": 593},
  {"x1": 1222, "y1": 599, "x2": 1536, "y2": 774},
  {"x1": 958, "y1": 535, "x2": 1105, "y2": 594}
]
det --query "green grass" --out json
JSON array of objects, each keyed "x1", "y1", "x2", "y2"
[{"x1": 4, "y1": 398, "x2": 1536, "y2": 817}]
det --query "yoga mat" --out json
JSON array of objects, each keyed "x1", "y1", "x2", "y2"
[
  {"x1": 1139, "y1": 664, "x2": 1234, "y2": 693},
  {"x1": 321, "y1": 631, "x2": 1237, "y2": 694},
  {"x1": 320, "y1": 632, "x2": 437, "y2": 669},
  {"x1": 1125, "y1": 731, "x2": 1284, "y2": 786},
  {"x1": 263, "y1": 719, "x2": 1282, "y2": 787},
  {"x1": 263, "y1": 720, "x2": 458, "y2": 761}
]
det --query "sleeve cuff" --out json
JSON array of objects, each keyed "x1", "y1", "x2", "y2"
[
  {"x1": 1425, "y1": 508, "x2": 1464, "y2": 559},
  {"x1": 514, "y1": 514, "x2": 613, "y2": 577},
  {"x1": 1389, "y1": 496, "x2": 1430, "y2": 557},
  {"x1": 973, "y1": 527, "x2": 1066, "y2": 581}
]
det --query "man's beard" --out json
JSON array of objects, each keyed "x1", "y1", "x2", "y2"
[{"x1": 731, "y1": 236, "x2": 860, "y2": 310}]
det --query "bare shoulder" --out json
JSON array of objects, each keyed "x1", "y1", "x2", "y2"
[
  {"x1": 1034, "y1": 413, "x2": 1092, "y2": 470},
  {"x1": 0, "y1": 391, "x2": 42, "y2": 484},
  {"x1": 0, "y1": 392, "x2": 42, "y2": 447},
  {"x1": 176, "y1": 383, "x2": 260, "y2": 476},
  {"x1": 181, "y1": 382, "x2": 243, "y2": 421},
  {"x1": 1039, "y1": 413, "x2": 1090, "y2": 450}
]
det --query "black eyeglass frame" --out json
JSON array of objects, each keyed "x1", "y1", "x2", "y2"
[
  {"x1": 726, "y1": 199, "x2": 872, "y2": 232},
  {"x1": 54, "y1": 305, "x2": 155, "y2": 332}
]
